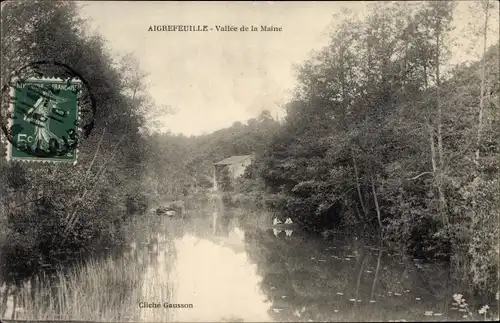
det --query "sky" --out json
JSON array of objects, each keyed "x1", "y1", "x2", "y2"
[{"x1": 79, "y1": 1, "x2": 499, "y2": 136}]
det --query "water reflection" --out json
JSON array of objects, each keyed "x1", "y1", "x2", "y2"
[
  {"x1": 243, "y1": 227, "x2": 494, "y2": 322},
  {"x1": 171, "y1": 233, "x2": 269, "y2": 321},
  {"x1": 272, "y1": 229, "x2": 294, "y2": 238},
  {"x1": 1, "y1": 210, "x2": 497, "y2": 322},
  {"x1": 139, "y1": 222, "x2": 271, "y2": 322}
]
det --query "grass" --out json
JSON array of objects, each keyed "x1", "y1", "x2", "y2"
[
  {"x1": 4, "y1": 216, "x2": 157, "y2": 322},
  {"x1": 3, "y1": 211, "x2": 196, "y2": 321},
  {"x1": 10, "y1": 251, "x2": 147, "y2": 321}
]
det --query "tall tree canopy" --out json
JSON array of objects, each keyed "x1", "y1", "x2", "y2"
[{"x1": 251, "y1": 1, "x2": 499, "y2": 293}]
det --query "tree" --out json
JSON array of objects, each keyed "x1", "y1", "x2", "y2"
[
  {"x1": 0, "y1": 0, "x2": 150, "y2": 282},
  {"x1": 474, "y1": 0, "x2": 494, "y2": 162},
  {"x1": 252, "y1": 2, "x2": 499, "y2": 296},
  {"x1": 116, "y1": 53, "x2": 177, "y2": 133}
]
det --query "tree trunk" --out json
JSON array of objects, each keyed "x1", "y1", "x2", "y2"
[
  {"x1": 354, "y1": 204, "x2": 363, "y2": 223},
  {"x1": 435, "y1": 20, "x2": 447, "y2": 224},
  {"x1": 437, "y1": 172, "x2": 447, "y2": 223},
  {"x1": 352, "y1": 150, "x2": 368, "y2": 219},
  {"x1": 476, "y1": 0, "x2": 490, "y2": 162},
  {"x1": 370, "y1": 174, "x2": 383, "y2": 232},
  {"x1": 428, "y1": 121, "x2": 446, "y2": 222},
  {"x1": 428, "y1": 122, "x2": 438, "y2": 174},
  {"x1": 436, "y1": 28, "x2": 443, "y2": 169},
  {"x1": 424, "y1": 67, "x2": 439, "y2": 182}
]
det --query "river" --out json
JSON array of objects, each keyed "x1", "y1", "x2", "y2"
[{"x1": 1, "y1": 207, "x2": 498, "y2": 322}]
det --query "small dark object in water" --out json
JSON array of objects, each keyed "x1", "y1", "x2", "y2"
[
  {"x1": 156, "y1": 201, "x2": 186, "y2": 218},
  {"x1": 156, "y1": 207, "x2": 177, "y2": 217},
  {"x1": 156, "y1": 206, "x2": 171, "y2": 214}
]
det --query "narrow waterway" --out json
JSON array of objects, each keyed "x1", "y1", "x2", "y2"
[{"x1": 1, "y1": 208, "x2": 497, "y2": 322}]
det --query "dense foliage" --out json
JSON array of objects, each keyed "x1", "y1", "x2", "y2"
[
  {"x1": 1, "y1": 0, "x2": 497, "y2": 301},
  {"x1": 141, "y1": 109, "x2": 281, "y2": 201},
  {"x1": 0, "y1": 1, "x2": 151, "y2": 282},
  {"x1": 248, "y1": 1, "x2": 499, "y2": 294}
]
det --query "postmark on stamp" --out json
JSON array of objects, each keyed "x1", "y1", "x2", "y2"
[
  {"x1": 1, "y1": 61, "x2": 96, "y2": 164},
  {"x1": 7, "y1": 77, "x2": 81, "y2": 162}
]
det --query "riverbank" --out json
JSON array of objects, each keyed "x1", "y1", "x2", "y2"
[{"x1": 2, "y1": 206, "x2": 498, "y2": 322}]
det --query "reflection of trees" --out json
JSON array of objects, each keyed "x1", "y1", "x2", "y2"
[
  {"x1": 243, "y1": 229, "x2": 459, "y2": 322},
  {"x1": 210, "y1": 194, "x2": 235, "y2": 237},
  {"x1": 244, "y1": 229, "x2": 361, "y2": 320},
  {"x1": 352, "y1": 253, "x2": 368, "y2": 308},
  {"x1": 370, "y1": 249, "x2": 383, "y2": 301}
]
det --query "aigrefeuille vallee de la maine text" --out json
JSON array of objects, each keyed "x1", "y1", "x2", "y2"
[{"x1": 147, "y1": 25, "x2": 282, "y2": 32}]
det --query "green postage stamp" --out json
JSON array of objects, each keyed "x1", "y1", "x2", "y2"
[{"x1": 7, "y1": 77, "x2": 81, "y2": 163}]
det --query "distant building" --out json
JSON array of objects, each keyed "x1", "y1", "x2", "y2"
[{"x1": 213, "y1": 155, "x2": 253, "y2": 191}]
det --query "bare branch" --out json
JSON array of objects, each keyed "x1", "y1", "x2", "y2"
[
  {"x1": 407, "y1": 171, "x2": 433, "y2": 180},
  {"x1": 85, "y1": 128, "x2": 106, "y2": 179},
  {"x1": 62, "y1": 134, "x2": 127, "y2": 239}
]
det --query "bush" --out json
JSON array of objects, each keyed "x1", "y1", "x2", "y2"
[{"x1": 125, "y1": 192, "x2": 148, "y2": 215}]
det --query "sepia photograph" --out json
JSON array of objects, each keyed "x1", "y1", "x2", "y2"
[{"x1": 0, "y1": 0, "x2": 499, "y2": 322}]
